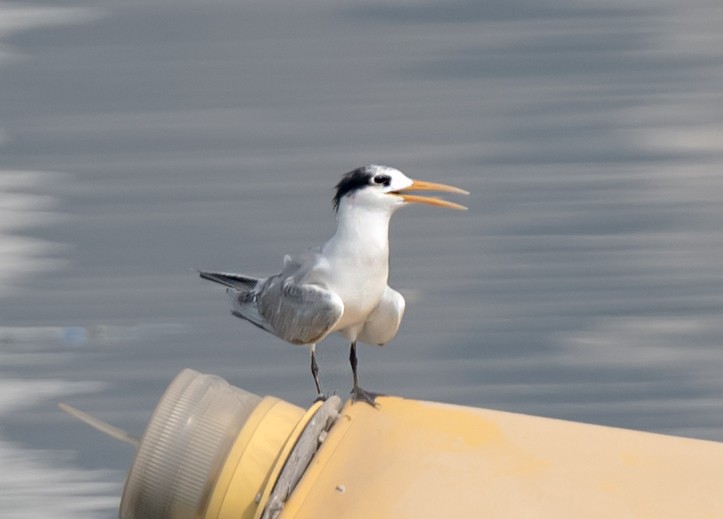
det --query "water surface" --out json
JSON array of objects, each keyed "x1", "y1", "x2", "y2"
[{"x1": 2, "y1": 1, "x2": 723, "y2": 516}]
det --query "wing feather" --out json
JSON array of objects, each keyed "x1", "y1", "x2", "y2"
[
  {"x1": 215, "y1": 247, "x2": 341, "y2": 345},
  {"x1": 255, "y1": 275, "x2": 343, "y2": 345}
]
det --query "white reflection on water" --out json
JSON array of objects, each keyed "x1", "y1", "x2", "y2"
[
  {"x1": 0, "y1": 4, "x2": 99, "y2": 66},
  {"x1": 0, "y1": 171, "x2": 68, "y2": 296},
  {"x1": 0, "y1": 5, "x2": 117, "y2": 517},
  {"x1": 0, "y1": 168, "x2": 122, "y2": 515},
  {"x1": 0, "y1": 374, "x2": 117, "y2": 518}
]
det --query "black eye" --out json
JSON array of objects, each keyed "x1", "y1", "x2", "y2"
[{"x1": 373, "y1": 174, "x2": 391, "y2": 187}]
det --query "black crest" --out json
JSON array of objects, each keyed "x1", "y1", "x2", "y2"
[{"x1": 333, "y1": 166, "x2": 374, "y2": 212}]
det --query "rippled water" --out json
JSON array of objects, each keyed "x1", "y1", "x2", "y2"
[{"x1": 2, "y1": 1, "x2": 723, "y2": 516}]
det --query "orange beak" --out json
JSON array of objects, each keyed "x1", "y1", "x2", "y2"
[{"x1": 394, "y1": 179, "x2": 469, "y2": 210}]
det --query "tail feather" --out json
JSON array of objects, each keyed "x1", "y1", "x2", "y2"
[
  {"x1": 198, "y1": 270, "x2": 259, "y2": 289},
  {"x1": 199, "y1": 269, "x2": 273, "y2": 334}
]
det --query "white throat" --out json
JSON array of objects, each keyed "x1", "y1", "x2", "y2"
[{"x1": 326, "y1": 197, "x2": 395, "y2": 261}]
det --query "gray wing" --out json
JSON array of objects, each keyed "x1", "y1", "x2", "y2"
[
  {"x1": 358, "y1": 286, "x2": 405, "y2": 346},
  {"x1": 255, "y1": 275, "x2": 344, "y2": 345},
  {"x1": 226, "y1": 247, "x2": 341, "y2": 345}
]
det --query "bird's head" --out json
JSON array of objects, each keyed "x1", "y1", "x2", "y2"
[{"x1": 333, "y1": 165, "x2": 468, "y2": 213}]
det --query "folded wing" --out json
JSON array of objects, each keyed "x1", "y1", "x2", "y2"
[
  {"x1": 259, "y1": 276, "x2": 344, "y2": 344},
  {"x1": 228, "y1": 274, "x2": 344, "y2": 346},
  {"x1": 202, "y1": 249, "x2": 343, "y2": 346}
]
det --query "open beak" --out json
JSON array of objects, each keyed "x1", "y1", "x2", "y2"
[{"x1": 394, "y1": 179, "x2": 469, "y2": 210}]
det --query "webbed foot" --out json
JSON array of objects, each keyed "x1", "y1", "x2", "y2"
[{"x1": 350, "y1": 385, "x2": 382, "y2": 407}]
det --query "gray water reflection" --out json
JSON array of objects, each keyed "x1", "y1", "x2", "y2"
[{"x1": 1, "y1": 1, "x2": 723, "y2": 516}]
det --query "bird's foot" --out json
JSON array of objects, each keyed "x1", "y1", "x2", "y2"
[
  {"x1": 313, "y1": 393, "x2": 328, "y2": 404},
  {"x1": 350, "y1": 385, "x2": 383, "y2": 407}
]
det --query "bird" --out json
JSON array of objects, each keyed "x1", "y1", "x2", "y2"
[{"x1": 199, "y1": 165, "x2": 468, "y2": 405}]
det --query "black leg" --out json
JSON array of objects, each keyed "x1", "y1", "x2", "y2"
[
  {"x1": 350, "y1": 341, "x2": 359, "y2": 388},
  {"x1": 310, "y1": 345, "x2": 325, "y2": 402},
  {"x1": 349, "y1": 341, "x2": 380, "y2": 407}
]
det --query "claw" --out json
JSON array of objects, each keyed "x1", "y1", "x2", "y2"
[{"x1": 350, "y1": 385, "x2": 382, "y2": 407}]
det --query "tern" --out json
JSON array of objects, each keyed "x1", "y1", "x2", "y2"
[{"x1": 199, "y1": 165, "x2": 468, "y2": 405}]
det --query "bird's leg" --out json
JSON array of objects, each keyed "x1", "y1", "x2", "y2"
[
  {"x1": 350, "y1": 340, "x2": 359, "y2": 388},
  {"x1": 349, "y1": 341, "x2": 381, "y2": 407},
  {"x1": 310, "y1": 344, "x2": 326, "y2": 402}
]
